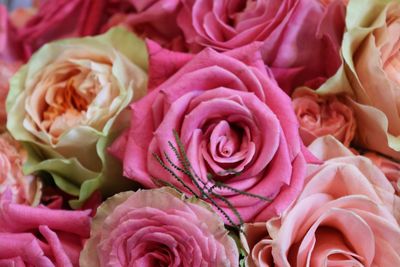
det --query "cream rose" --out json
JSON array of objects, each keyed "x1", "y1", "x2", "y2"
[
  {"x1": 6, "y1": 27, "x2": 148, "y2": 207},
  {"x1": 343, "y1": 0, "x2": 400, "y2": 159}
]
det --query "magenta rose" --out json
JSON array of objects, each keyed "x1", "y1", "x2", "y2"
[
  {"x1": 110, "y1": 42, "x2": 308, "y2": 223},
  {"x1": 80, "y1": 188, "x2": 239, "y2": 266},
  {"x1": 0, "y1": 5, "x2": 24, "y2": 63},
  {"x1": 103, "y1": 0, "x2": 185, "y2": 51},
  {"x1": 16, "y1": 0, "x2": 111, "y2": 59},
  {"x1": 177, "y1": 0, "x2": 345, "y2": 93},
  {"x1": 0, "y1": 190, "x2": 91, "y2": 266}
]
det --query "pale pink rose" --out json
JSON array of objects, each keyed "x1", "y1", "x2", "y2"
[
  {"x1": 364, "y1": 152, "x2": 400, "y2": 196},
  {"x1": 177, "y1": 0, "x2": 345, "y2": 93},
  {"x1": 0, "y1": 61, "x2": 21, "y2": 131},
  {"x1": 292, "y1": 88, "x2": 356, "y2": 146},
  {"x1": 110, "y1": 42, "x2": 308, "y2": 224},
  {"x1": 103, "y1": 0, "x2": 185, "y2": 51},
  {"x1": 0, "y1": 5, "x2": 24, "y2": 62},
  {"x1": 80, "y1": 188, "x2": 239, "y2": 266},
  {"x1": 0, "y1": 133, "x2": 41, "y2": 205},
  {"x1": 0, "y1": 190, "x2": 91, "y2": 266},
  {"x1": 241, "y1": 136, "x2": 400, "y2": 266}
]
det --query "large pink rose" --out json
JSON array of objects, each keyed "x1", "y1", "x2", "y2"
[
  {"x1": 16, "y1": 0, "x2": 111, "y2": 59},
  {"x1": 292, "y1": 88, "x2": 356, "y2": 146},
  {"x1": 0, "y1": 190, "x2": 91, "y2": 266},
  {"x1": 177, "y1": 0, "x2": 345, "y2": 93},
  {"x1": 241, "y1": 137, "x2": 400, "y2": 266},
  {"x1": 110, "y1": 42, "x2": 308, "y2": 223},
  {"x1": 80, "y1": 188, "x2": 239, "y2": 266},
  {"x1": 103, "y1": 0, "x2": 185, "y2": 51}
]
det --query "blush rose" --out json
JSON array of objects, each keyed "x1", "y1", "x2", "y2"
[{"x1": 241, "y1": 136, "x2": 400, "y2": 266}]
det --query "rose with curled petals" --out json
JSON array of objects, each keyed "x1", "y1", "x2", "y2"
[
  {"x1": 292, "y1": 88, "x2": 356, "y2": 146},
  {"x1": 342, "y1": 0, "x2": 400, "y2": 160},
  {"x1": 110, "y1": 42, "x2": 308, "y2": 223},
  {"x1": 80, "y1": 187, "x2": 239, "y2": 266},
  {"x1": 0, "y1": 189, "x2": 91, "y2": 266},
  {"x1": 6, "y1": 27, "x2": 147, "y2": 207},
  {"x1": 241, "y1": 136, "x2": 400, "y2": 267},
  {"x1": 176, "y1": 0, "x2": 345, "y2": 93}
]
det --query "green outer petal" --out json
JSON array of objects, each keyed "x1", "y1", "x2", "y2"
[{"x1": 6, "y1": 27, "x2": 148, "y2": 207}]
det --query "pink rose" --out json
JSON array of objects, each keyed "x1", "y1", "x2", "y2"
[
  {"x1": 364, "y1": 152, "x2": 400, "y2": 196},
  {"x1": 177, "y1": 0, "x2": 345, "y2": 93},
  {"x1": 241, "y1": 136, "x2": 400, "y2": 266},
  {"x1": 110, "y1": 42, "x2": 308, "y2": 223},
  {"x1": 0, "y1": 61, "x2": 21, "y2": 131},
  {"x1": 0, "y1": 190, "x2": 91, "y2": 266},
  {"x1": 292, "y1": 88, "x2": 356, "y2": 146},
  {"x1": 0, "y1": 5, "x2": 24, "y2": 62},
  {"x1": 103, "y1": 0, "x2": 185, "y2": 51},
  {"x1": 16, "y1": 0, "x2": 111, "y2": 58},
  {"x1": 80, "y1": 188, "x2": 239, "y2": 266},
  {"x1": 0, "y1": 133, "x2": 41, "y2": 205}
]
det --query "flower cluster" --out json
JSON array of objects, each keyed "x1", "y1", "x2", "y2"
[{"x1": 0, "y1": 0, "x2": 399, "y2": 266}]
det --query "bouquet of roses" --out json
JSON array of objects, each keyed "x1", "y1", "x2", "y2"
[{"x1": 0, "y1": 0, "x2": 399, "y2": 266}]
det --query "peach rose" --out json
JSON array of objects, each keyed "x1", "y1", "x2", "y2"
[
  {"x1": 241, "y1": 137, "x2": 400, "y2": 266},
  {"x1": 0, "y1": 133, "x2": 41, "y2": 205},
  {"x1": 292, "y1": 88, "x2": 356, "y2": 146},
  {"x1": 6, "y1": 28, "x2": 148, "y2": 207},
  {"x1": 343, "y1": 0, "x2": 400, "y2": 159}
]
